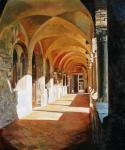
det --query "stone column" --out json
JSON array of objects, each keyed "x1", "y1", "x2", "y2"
[
  {"x1": 41, "y1": 59, "x2": 47, "y2": 106},
  {"x1": 92, "y1": 37, "x2": 98, "y2": 93},
  {"x1": 67, "y1": 75, "x2": 71, "y2": 93},
  {"x1": 27, "y1": 55, "x2": 32, "y2": 75},
  {"x1": 97, "y1": 30, "x2": 108, "y2": 102},
  {"x1": 64, "y1": 74, "x2": 67, "y2": 86},
  {"x1": 92, "y1": 56, "x2": 96, "y2": 91},
  {"x1": 47, "y1": 66, "x2": 54, "y2": 103},
  {"x1": 87, "y1": 62, "x2": 93, "y2": 93},
  {"x1": 103, "y1": 1, "x2": 125, "y2": 149},
  {"x1": 103, "y1": 35, "x2": 108, "y2": 102},
  {"x1": 93, "y1": 55, "x2": 98, "y2": 92},
  {"x1": 91, "y1": 53, "x2": 96, "y2": 92},
  {"x1": 90, "y1": 55, "x2": 94, "y2": 90}
]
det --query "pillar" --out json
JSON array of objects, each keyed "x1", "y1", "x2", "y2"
[
  {"x1": 103, "y1": 35, "x2": 108, "y2": 102},
  {"x1": 103, "y1": 1, "x2": 125, "y2": 149},
  {"x1": 15, "y1": 51, "x2": 32, "y2": 118},
  {"x1": 92, "y1": 37, "x2": 98, "y2": 93},
  {"x1": 67, "y1": 75, "x2": 71, "y2": 93},
  {"x1": 97, "y1": 30, "x2": 108, "y2": 102},
  {"x1": 41, "y1": 59, "x2": 47, "y2": 106},
  {"x1": 47, "y1": 65, "x2": 54, "y2": 103},
  {"x1": 63, "y1": 74, "x2": 67, "y2": 95},
  {"x1": 87, "y1": 62, "x2": 93, "y2": 93}
]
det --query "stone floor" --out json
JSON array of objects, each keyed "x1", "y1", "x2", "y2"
[{"x1": 0, "y1": 94, "x2": 99, "y2": 150}]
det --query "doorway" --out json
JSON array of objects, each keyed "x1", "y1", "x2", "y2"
[
  {"x1": 74, "y1": 75, "x2": 78, "y2": 93},
  {"x1": 71, "y1": 74, "x2": 84, "y2": 93},
  {"x1": 32, "y1": 47, "x2": 43, "y2": 108},
  {"x1": 78, "y1": 75, "x2": 84, "y2": 93}
]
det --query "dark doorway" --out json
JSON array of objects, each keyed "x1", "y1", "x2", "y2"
[
  {"x1": 74, "y1": 75, "x2": 78, "y2": 93},
  {"x1": 32, "y1": 52, "x2": 37, "y2": 108}
]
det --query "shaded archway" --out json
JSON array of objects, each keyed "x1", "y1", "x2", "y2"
[
  {"x1": 12, "y1": 49, "x2": 18, "y2": 88},
  {"x1": 32, "y1": 52, "x2": 37, "y2": 107},
  {"x1": 32, "y1": 43, "x2": 43, "y2": 108},
  {"x1": 12, "y1": 42, "x2": 28, "y2": 89}
]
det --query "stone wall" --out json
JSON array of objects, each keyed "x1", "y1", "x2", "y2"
[
  {"x1": 96, "y1": 9, "x2": 107, "y2": 27},
  {"x1": 0, "y1": 49, "x2": 18, "y2": 128},
  {"x1": 0, "y1": 86, "x2": 17, "y2": 128}
]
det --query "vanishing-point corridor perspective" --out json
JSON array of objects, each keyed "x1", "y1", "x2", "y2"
[{"x1": 0, "y1": 0, "x2": 125, "y2": 150}]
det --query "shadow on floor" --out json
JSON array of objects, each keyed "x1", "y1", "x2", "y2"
[
  {"x1": 61, "y1": 129, "x2": 99, "y2": 150},
  {"x1": 0, "y1": 136, "x2": 18, "y2": 150},
  {"x1": 1, "y1": 94, "x2": 98, "y2": 150},
  {"x1": 61, "y1": 143, "x2": 99, "y2": 150}
]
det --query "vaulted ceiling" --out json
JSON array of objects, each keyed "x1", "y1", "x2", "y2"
[{"x1": 0, "y1": 0, "x2": 94, "y2": 75}]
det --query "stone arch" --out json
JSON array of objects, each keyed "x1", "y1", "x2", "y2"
[
  {"x1": 32, "y1": 42, "x2": 44, "y2": 107},
  {"x1": 58, "y1": 52, "x2": 87, "y2": 68},
  {"x1": 66, "y1": 63, "x2": 87, "y2": 75},
  {"x1": 0, "y1": 0, "x2": 93, "y2": 37},
  {"x1": 44, "y1": 35, "x2": 90, "y2": 59},
  {"x1": 52, "y1": 49, "x2": 89, "y2": 67},
  {"x1": 18, "y1": 23, "x2": 29, "y2": 47},
  {"x1": 28, "y1": 16, "x2": 91, "y2": 52},
  {"x1": 62, "y1": 57, "x2": 87, "y2": 71},
  {"x1": 12, "y1": 41, "x2": 28, "y2": 88},
  {"x1": 12, "y1": 49, "x2": 18, "y2": 88},
  {"x1": 33, "y1": 42, "x2": 43, "y2": 79}
]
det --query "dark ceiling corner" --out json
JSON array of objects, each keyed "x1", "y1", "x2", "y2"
[{"x1": 0, "y1": 0, "x2": 8, "y2": 16}]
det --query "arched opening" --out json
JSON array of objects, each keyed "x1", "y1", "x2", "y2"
[
  {"x1": 78, "y1": 74, "x2": 84, "y2": 92},
  {"x1": 32, "y1": 44, "x2": 43, "y2": 108},
  {"x1": 45, "y1": 58, "x2": 51, "y2": 102},
  {"x1": 12, "y1": 49, "x2": 18, "y2": 88},
  {"x1": 70, "y1": 73, "x2": 85, "y2": 93},
  {"x1": 32, "y1": 52, "x2": 37, "y2": 107},
  {"x1": 20, "y1": 52, "x2": 27, "y2": 77},
  {"x1": 63, "y1": 74, "x2": 66, "y2": 86},
  {"x1": 12, "y1": 43, "x2": 28, "y2": 89}
]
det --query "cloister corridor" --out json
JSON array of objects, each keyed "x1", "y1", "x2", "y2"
[
  {"x1": 0, "y1": 94, "x2": 99, "y2": 150},
  {"x1": 2, "y1": 0, "x2": 125, "y2": 150}
]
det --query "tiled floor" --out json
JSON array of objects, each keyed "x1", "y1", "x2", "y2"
[{"x1": 0, "y1": 94, "x2": 99, "y2": 150}]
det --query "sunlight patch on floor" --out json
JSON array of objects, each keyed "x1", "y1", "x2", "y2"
[
  {"x1": 21, "y1": 94, "x2": 89, "y2": 121},
  {"x1": 57, "y1": 94, "x2": 77, "y2": 101},
  {"x1": 52, "y1": 100, "x2": 72, "y2": 106},
  {"x1": 34, "y1": 105, "x2": 90, "y2": 113},
  {"x1": 21, "y1": 111, "x2": 63, "y2": 121}
]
